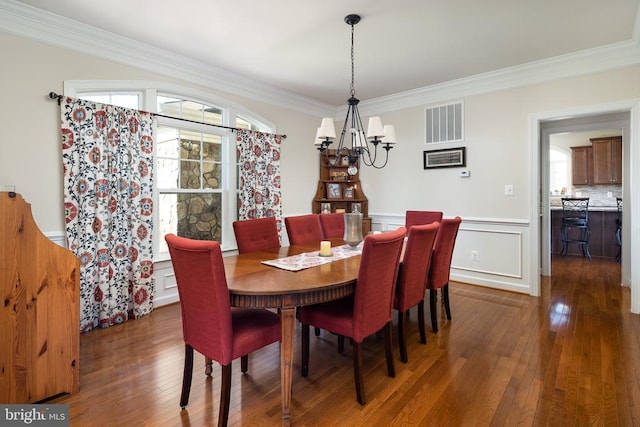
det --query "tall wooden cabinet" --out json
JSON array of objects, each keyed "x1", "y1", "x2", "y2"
[
  {"x1": 591, "y1": 136, "x2": 622, "y2": 184},
  {"x1": 312, "y1": 150, "x2": 371, "y2": 235},
  {"x1": 0, "y1": 192, "x2": 80, "y2": 403}
]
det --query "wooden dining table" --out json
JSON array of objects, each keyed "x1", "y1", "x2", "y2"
[{"x1": 221, "y1": 238, "x2": 361, "y2": 426}]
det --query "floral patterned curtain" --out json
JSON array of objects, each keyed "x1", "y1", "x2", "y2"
[
  {"x1": 236, "y1": 129, "x2": 283, "y2": 233},
  {"x1": 60, "y1": 97, "x2": 155, "y2": 332}
]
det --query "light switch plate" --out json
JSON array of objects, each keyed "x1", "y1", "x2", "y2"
[{"x1": 504, "y1": 184, "x2": 514, "y2": 196}]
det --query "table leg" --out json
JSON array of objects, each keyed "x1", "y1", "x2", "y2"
[{"x1": 280, "y1": 307, "x2": 295, "y2": 426}]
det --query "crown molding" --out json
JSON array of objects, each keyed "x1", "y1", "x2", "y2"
[
  {"x1": 0, "y1": 0, "x2": 336, "y2": 117},
  {"x1": 354, "y1": 40, "x2": 640, "y2": 117}
]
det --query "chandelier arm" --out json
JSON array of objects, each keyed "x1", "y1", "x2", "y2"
[{"x1": 351, "y1": 103, "x2": 379, "y2": 167}]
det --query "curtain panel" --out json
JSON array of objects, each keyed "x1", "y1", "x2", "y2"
[
  {"x1": 236, "y1": 130, "x2": 283, "y2": 234},
  {"x1": 60, "y1": 97, "x2": 155, "y2": 332}
]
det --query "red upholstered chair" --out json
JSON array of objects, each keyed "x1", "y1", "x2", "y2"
[
  {"x1": 165, "y1": 234, "x2": 281, "y2": 427},
  {"x1": 405, "y1": 210, "x2": 443, "y2": 229},
  {"x1": 298, "y1": 227, "x2": 407, "y2": 405},
  {"x1": 285, "y1": 214, "x2": 323, "y2": 245},
  {"x1": 427, "y1": 216, "x2": 462, "y2": 333},
  {"x1": 233, "y1": 217, "x2": 280, "y2": 254},
  {"x1": 318, "y1": 212, "x2": 345, "y2": 239},
  {"x1": 393, "y1": 222, "x2": 439, "y2": 363}
]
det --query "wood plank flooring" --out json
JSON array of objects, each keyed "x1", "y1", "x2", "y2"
[{"x1": 47, "y1": 255, "x2": 640, "y2": 426}]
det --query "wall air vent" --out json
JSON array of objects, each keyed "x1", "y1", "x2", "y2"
[{"x1": 425, "y1": 101, "x2": 464, "y2": 144}]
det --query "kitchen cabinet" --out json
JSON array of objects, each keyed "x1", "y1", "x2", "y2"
[
  {"x1": 591, "y1": 136, "x2": 622, "y2": 184},
  {"x1": 571, "y1": 146, "x2": 592, "y2": 185}
]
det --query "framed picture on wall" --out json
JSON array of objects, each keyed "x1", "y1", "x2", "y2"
[
  {"x1": 327, "y1": 183, "x2": 342, "y2": 199},
  {"x1": 423, "y1": 147, "x2": 466, "y2": 169}
]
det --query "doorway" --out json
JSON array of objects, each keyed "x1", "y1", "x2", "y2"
[
  {"x1": 537, "y1": 110, "x2": 631, "y2": 293},
  {"x1": 530, "y1": 100, "x2": 640, "y2": 313}
]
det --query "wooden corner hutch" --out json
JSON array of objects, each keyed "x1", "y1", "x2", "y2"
[{"x1": 312, "y1": 149, "x2": 371, "y2": 235}]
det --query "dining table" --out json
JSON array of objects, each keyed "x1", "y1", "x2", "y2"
[{"x1": 221, "y1": 238, "x2": 362, "y2": 426}]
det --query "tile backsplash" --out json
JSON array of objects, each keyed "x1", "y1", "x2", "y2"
[{"x1": 549, "y1": 184, "x2": 621, "y2": 207}]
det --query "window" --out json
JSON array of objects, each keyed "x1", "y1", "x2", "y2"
[
  {"x1": 155, "y1": 96, "x2": 227, "y2": 254},
  {"x1": 549, "y1": 147, "x2": 570, "y2": 195},
  {"x1": 72, "y1": 83, "x2": 272, "y2": 257}
]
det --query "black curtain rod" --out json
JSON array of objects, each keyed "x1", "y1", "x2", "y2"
[{"x1": 48, "y1": 92, "x2": 286, "y2": 138}]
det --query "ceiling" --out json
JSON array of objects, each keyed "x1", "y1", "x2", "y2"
[{"x1": 14, "y1": 0, "x2": 640, "y2": 106}]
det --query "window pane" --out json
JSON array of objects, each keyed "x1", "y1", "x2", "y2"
[
  {"x1": 157, "y1": 159, "x2": 179, "y2": 188},
  {"x1": 80, "y1": 93, "x2": 140, "y2": 109},
  {"x1": 157, "y1": 96, "x2": 181, "y2": 117},
  {"x1": 203, "y1": 105, "x2": 222, "y2": 125},
  {"x1": 158, "y1": 192, "x2": 222, "y2": 252},
  {"x1": 180, "y1": 160, "x2": 201, "y2": 189},
  {"x1": 157, "y1": 126, "x2": 179, "y2": 157},
  {"x1": 203, "y1": 162, "x2": 221, "y2": 189},
  {"x1": 203, "y1": 135, "x2": 222, "y2": 162},
  {"x1": 180, "y1": 130, "x2": 202, "y2": 160}
]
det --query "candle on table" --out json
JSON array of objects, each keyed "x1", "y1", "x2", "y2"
[{"x1": 320, "y1": 240, "x2": 331, "y2": 256}]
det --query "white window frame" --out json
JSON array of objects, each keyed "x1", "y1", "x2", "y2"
[{"x1": 64, "y1": 80, "x2": 276, "y2": 259}]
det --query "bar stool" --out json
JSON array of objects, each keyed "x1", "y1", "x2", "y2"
[
  {"x1": 616, "y1": 197, "x2": 622, "y2": 263},
  {"x1": 560, "y1": 197, "x2": 591, "y2": 260}
]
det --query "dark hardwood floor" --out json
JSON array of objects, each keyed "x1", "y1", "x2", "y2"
[{"x1": 48, "y1": 255, "x2": 640, "y2": 426}]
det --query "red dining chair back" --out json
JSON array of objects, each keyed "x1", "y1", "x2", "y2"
[
  {"x1": 427, "y1": 216, "x2": 462, "y2": 333},
  {"x1": 319, "y1": 212, "x2": 345, "y2": 239},
  {"x1": 393, "y1": 222, "x2": 439, "y2": 362},
  {"x1": 405, "y1": 210, "x2": 443, "y2": 229},
  {"x1": 298, "y1": 226, "x2": 407, "y2": 405},
  {"x1": 165, "y1": 234, "x2": 281, "y2": 427},
  {"x1": 285, "y1": 214, "x2": 323, "y2": 245},
  {"x1": 233, "y1": 216, "x2": 280, "y2": 254}
]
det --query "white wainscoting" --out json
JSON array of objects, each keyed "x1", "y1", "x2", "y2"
[
  {"x1": 370, "y1": 214, "x2": 532, "y2": 294},
  {"x1": 153, "y1": 259, "x2": 180, "y2": 307}
]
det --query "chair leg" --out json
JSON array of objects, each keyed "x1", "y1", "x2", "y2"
[
  {"x1": 241, "y1": 355, "x2": 248, "y2": 373},
  {"x1": 338, "y1": 335, "x2": 345, "y2": 353},
  {"x1": 443, "y1": 283, "x2": 452, "y2": 321},
  {"x1": 180, "y1": 344, "x2": 194, "y2": 409},
  {"x1": 383, "y1": 322, "x2": 395, "y2": 377},
  {"x1": 417, "y1": 300, "x2": 426, "y2": 344},
  {"x1": 352, "y1": 340, "x2": 366, "y2": 405},
  {"x1": 397, "y1": 310, "x2": 408, "y2": 363},
  {"x1": 219, "y1": 363, "x2": 232, "y2": 427},
  {"x1": 205, "y1": 357, "x2": 213, "y2": 376},
  {"x1": 301, "y1": 323, "x2": 310, "y2": 377},
  {"x1": 583, "y1": 227, "x2": 592, "y2": 260},
  {"x1": 430, "y1": 289, "x2": 438, "y2": 333}
]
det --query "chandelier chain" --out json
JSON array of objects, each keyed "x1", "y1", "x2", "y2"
[{"x1": 350, "y1": 22, "x2": 355, "y2": 97}]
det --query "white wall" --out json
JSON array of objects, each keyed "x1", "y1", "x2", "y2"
[{"x1": 361, "y1": 67, "x2": 640, "y2": 297}]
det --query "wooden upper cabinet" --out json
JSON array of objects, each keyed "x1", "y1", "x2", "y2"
[
  {"x1": 591, "y1": 136, "x2": 622, "y2": 184},
  {"x1": 571, "y1": 146, "x2": 592, "y2": 185}
]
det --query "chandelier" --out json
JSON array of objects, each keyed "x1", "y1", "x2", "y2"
[{"x1": 315, "y1": 14, "x2": 396, "y2": 176}]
